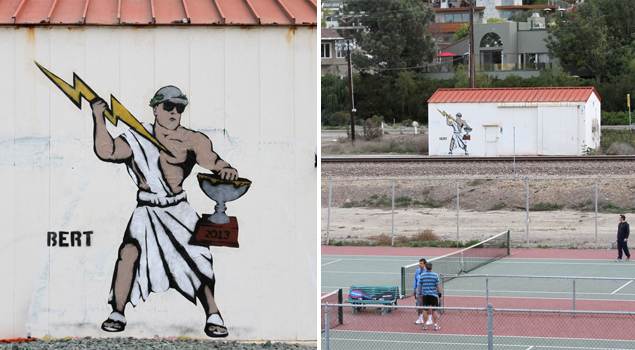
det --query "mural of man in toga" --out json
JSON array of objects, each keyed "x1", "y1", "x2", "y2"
[
  {"x1": 446, "y1": 112, "x2": 472, "y2": 156},
  {"x1": 92, "y1": 86, "x2": 237, "y2": 338}
]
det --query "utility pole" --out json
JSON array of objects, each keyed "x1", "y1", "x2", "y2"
[
  {"x1": 333, "y1": 12, "x2": 365, "y2": 143},
  {"x1": 345, "y1": 25, "x2": 356, "y2": 142},
  {"x1": 469, "y1": 0, "x2": 475, "y2": 88}
]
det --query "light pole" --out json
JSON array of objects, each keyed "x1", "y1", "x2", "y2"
[
  {"x1": 333, "y1": 12, "x2": 364, "y2": 143},
  {"x1": 469, "y1": 0, "x2": 475, "y2": 88}
]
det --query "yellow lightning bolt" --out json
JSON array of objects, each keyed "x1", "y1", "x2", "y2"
[
  {"x1": 437, "y1": 108, "x2": 457, "y2": 122},
  {"x1": 35, "y1": 61, "x2": 171, "y2": 155}
]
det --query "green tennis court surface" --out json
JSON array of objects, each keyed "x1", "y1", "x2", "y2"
[
  {"x1": 322, "y1": 249, "x2": 635, "y2": 348},
  {"x1": 322, "y1": 255, "x2": 635, "y2": 295},
  {"x1": 327, "y1": 331, "x2": 635, "y2": 350}
]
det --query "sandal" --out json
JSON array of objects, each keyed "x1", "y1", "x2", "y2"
[
  {"x1": 204, "y1": 313, "x2": 228, "y2": 338},
  {"x1": 101, "y1": 311, "x2": 126, "y2": 332}
]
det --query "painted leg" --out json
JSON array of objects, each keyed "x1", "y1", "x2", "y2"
[
  {"x1": 102, "y1": 243, "x2": 139, "y2": 332},
  {"x1": 198, "y1": 284, "x2": 228, "y2": 338}
]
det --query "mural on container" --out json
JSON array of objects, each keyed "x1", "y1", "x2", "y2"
[
  {"x1": 438, "y1": 109, "x2": 472, "y2": 156},
  {"x1": 35, "y1": 62, "x2": 252, "y2": 338}
]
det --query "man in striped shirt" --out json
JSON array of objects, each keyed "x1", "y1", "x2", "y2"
[
  {"x1": 418, "y1": 262, "x2": 441, "y2": 330},
  {"x1": 413, "y1": 258, "x2": 432, "y2": 325}
]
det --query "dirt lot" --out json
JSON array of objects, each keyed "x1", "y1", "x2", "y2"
[{"x1": 321, "y1": 168, "x2": 635, "y2": 249}]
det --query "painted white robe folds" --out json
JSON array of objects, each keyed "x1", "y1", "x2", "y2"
[{"x1": 110, "y1": 123, "x2": 215, "y2": 306}]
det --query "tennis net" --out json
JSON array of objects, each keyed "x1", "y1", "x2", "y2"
[
  {"x1": 400, "y1": 230, "x2": 510, "y2": 295},
  {"x1": 320, "y1": 288, "x2": 343, "y2": 329}
]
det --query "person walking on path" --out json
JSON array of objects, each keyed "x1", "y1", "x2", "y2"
[
  {"x1": 616, "y1": 214, "x2": 631, "y2": 262},
  {"x1": 418, "y1": 262, "x2": 442, "y2": 331},
  {"x1": 413, "y1": 259, "x2": 432, "y2": 325}
]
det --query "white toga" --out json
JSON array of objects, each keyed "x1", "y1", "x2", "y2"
[
  {"x1": 449, "y1": 119, "x2": 466, "y2": 150},
  {"x1": 110, "y1": 123, "x2": 215, "y2": 306}
]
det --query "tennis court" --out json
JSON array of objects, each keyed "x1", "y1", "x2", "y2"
[{"x1": 322, "y1": 237, "x2": 635, "y2": 349}]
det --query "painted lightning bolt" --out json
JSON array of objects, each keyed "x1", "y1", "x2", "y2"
[{"x1": 35, "y1": 61, "x2": 171, "y2": 155}]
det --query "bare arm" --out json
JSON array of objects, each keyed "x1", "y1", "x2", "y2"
[
  {"x1": 446, "y1": 115, "x2": 452, "y2": 126},
  {"x1": 192, "y1": 132, "x2": 238, "y2": 180},
  {"x1": 91, "y1": 99, "x2": 132, "y2": 162}
]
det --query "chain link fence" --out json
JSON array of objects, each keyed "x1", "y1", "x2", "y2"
[
  {"x1": 441, "y1": 274, "x2": 635, "y2": 312},
  {"x1": 322, "y1": 177, "x2": 635, "y2": 248},
  {"x1": 321, "y1": 303, "x2": 635, "y2": 349}
]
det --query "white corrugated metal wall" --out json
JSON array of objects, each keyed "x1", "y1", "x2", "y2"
[{"x1": 0, "y1": 26, "x2": 317, "y2": 340}]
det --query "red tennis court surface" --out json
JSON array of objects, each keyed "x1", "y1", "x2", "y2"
[
  {"x1": 327, "y1": 305, "x2": 635, "y2": 340},
  {"x1": 322, "y1": 246, "x2": 635, "y2": 340}
]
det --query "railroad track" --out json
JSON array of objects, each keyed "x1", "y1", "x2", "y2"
[{"x1": 321, "y1": 155, "x2": 635, "y2": 163}]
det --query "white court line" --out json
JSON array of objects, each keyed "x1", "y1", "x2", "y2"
[
  {"x1": 322, "y1": 271, "x2": 400, "y2": 275},
  {"x1": 611, "y1": 279, "x2": 633, "y2": 294},
  {"x1": 448, "y1": 289, "x2": 635, "y2": 298},
  {"x1": 525, "y1": 346, "x2": 534, "y2": 350},
  {"x1": 321, "y1": 259, "x2": 342, "y2": 267},
  {"x1": 499, "y1": 260, "x2": 633, "y2": 266}
]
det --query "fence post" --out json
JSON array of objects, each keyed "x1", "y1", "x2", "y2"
[
  {"x1": 487, "y1": 303, "x2": 494, "y2": 350},
  {"x1": 595, "y1": 179, "x2": 598, "y2": 249},
  {"x1": 326, "y1": 177, "x2": 332, "y2": 245},
  {"x1": 526, "y1": 178, "x2": 529, "y2": 246},
  {"x1": 573, "y1": 279, "x2": 576, "y2": 318},
  {"x1": 486, "y1": 276, "x2": 489, "y2": 306},
  {"x1": 457, "y1": 180, "x2": 460, "y2": 248},
  {"x1": 392, "y1": 180, "x2": 395, "y2": 246},
  {"x1": 324, "y1": 304, "x2": 330, "y2": 350}
]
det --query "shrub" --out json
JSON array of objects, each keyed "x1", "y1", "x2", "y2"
[
  {"x1": 529, "y1": 202, "x2": 563, "y2": 211},
  {"x1": 402, "y1": 119, "x2": 413, "y2": 127},
  {"x1": 360, "y1": 119, "x2": 383, "y2": 141},
  {"x1": 606, "y1": 142, "x2": 635, "y2": 155},
  {"x1": 328, "y1": 111, "x2": 350, "y2": 126},
  {"x1": 370, "y1": 115, "x2": 385, "y2": 125},
  {"x1": 601, "y1": 111, "x2": 630, "y2": 125}
]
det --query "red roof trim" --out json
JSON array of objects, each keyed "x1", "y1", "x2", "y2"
[
  {"x1": 428, "y1": 87, "x2": 601, "y2": 103},
  {"x1": 0, "y1": 0, "x2": 316, "y2": 25}
]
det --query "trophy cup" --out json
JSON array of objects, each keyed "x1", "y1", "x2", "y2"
[{"x1": 190, "y1": 173, "x2": 252, "y2": 248}]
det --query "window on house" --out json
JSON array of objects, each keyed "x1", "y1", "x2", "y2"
[
  {"x1": 480, "y1": 32, "x2": 503, "y2": 47},
  {"x1": 445, "y1": 14, "x2": 454, "y2": 22},
  {"x1": 321, "y1": 43, "x2": 332, "y2": 58},
  {"x1": 538, "y1": 53, "x2": 550, "y2": 63},
  {"x1": 501, "y1": 0, "x2": 515, "y2": 5},
  {"x1": 462, "y1": 14, "x2": 470, "y2": 22},
  {"x1": 500, "y1": 11, "x2": 513, "y2": 20},
  {"x1": 336, "y1": 46, "x2": 346, "y2": 59}
]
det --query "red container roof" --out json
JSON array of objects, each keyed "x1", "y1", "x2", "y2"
[
  {"x1": 0, "y1": 0, "x2": 317, "y2": 26},
  {"x1": 428, "y1": 87, "x2": 601, "y2": 103}
]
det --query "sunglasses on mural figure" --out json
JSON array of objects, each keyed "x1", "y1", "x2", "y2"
[{"x1": 163, "y1": 101, "x2": 186, "y2": 113}]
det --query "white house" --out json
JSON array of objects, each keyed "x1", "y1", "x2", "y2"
[{"x1": 428, "y1": 87, "x2": 601, "y2": 156}]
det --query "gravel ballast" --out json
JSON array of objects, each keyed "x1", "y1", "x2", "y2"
[{"x1": 0, "y1": 338, "x2": 316, "y2": 350}]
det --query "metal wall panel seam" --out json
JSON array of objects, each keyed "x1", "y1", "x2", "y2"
[{"x1": 117, "y1": 0, "x2": 121, "y2": 24}]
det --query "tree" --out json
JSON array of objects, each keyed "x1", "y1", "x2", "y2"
[
  {"x1": 342, "y1": 0, "x2": 437, "y2": 71},
  {"x1": 545, "y1": 0, "x2": 635, "y2": 82},
  {"x1": 321, "y1": 73, "x2": 350, "y2": 121}
]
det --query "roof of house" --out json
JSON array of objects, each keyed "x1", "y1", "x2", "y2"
[
  {"x1": 0, "y1": 0, "x2": 317, "y2": 26},
  {"x1": 321, "y1": 28, "x2": 342, "y2": 39},
  {"x1": 429, "y1": 87, "x2": 601, "y2": 103}
]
